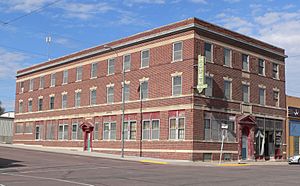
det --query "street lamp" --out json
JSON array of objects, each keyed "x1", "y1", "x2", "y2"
[{"x1": 104, "y1": 44, "x2": 125, "y2": 158}]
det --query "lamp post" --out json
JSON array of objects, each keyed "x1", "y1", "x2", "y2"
[{"x1": 104, "y1": 45, "x2": 125, "y2": 158}]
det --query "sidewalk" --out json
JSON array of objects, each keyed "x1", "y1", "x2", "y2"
[{"x1": 0, "y1": 143, "x2": 288, "y2": 167}]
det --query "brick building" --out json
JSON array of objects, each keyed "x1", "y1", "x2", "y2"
[{"x1": 14, "y1": 17, "x2": 286, "y2": 161}]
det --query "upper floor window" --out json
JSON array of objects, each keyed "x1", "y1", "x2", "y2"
[
  {"x1": 20, "y1": 81, "x2": 24, "y2": 93},
  {"x1": 123, "y1": 83, "x2": 130, "y2": 102},
  {"x1": 107, "y1": 86, "x2": 114, "y2": 104},
  {"x1": 141, "y1": 49, "x2": 150, "y2": 68},
  {"x1": 123, "y1": 54, "x2": 131, "y2": 72},
  {"x1": 173, "y1": 41, "x2": 182, "y2": 61},
  {"x1": 107, "y1": 58, "x2": 115, "y2": 75},
  {"x1": 76, "y1": 66, "x2": 83, "y2": 81},
  {"x1": 62, "y1": 94, "x2": 67, "y2": 109},
  {"x1": 28, "y1": 99, "x2": 32, "y2": 112},
  {"x1": 50, "y1": 73, "x2": 56, "y2": 87},
  {"x1": 224, "y1": 48, "x2": 231, "y2": 67},
  {"x1": 169, "y1": 117, "x2": 185, "y2": 140},
  {"x1": 49, "y1": 96, "x2": 55, "y2": 110},
  {"x1": 172, "y1": 76, "x2": 182, "y2": 96},
  {"x1": 259, "y1": 88, "x2": 265, "y2": 105},
  {"x1": 242, "y1": 54, "x2": 249, "y2": 71},
  {"x1": 91, "y1": 62, "x2": 98, "y2": 78},
  {"x1": 75, "y1": 91, "x2": 81, "y2": 107},
  {"x1": 205, "y1": 42, "x2": 212, "y2": 62},
  {"x1": 272, "y1": 63, "x2": 279, "y2": 79},
  {"x1": 140, "y1": 81, "x2": 148, "y2": 100},
  {"x1": 29, "y1": 79, "x2": 34, "y2": 91},
  {"x1": 90, "y1": 89, "x2": 97, "y2": 105},
  {"x1": 39, "y1": 76, "x2": 44, "y2": 89},
  {"x1": 242, "y1": 84, "x2": 249, "y2": 103},
  {"x1": 258, "y1": 59, "x2": 265, "y2": 76},
  {"x1": 224, "y1": 80, "x2": 232, "y2": 100},
  {"x1": 63, "y1": 70, "x2": 68, "y2": 84},
  {"x1": 19, "y1": 101, "x2": 23, "y2": 113},
  {"x1": 274, "y1": 90, "x2": 279, "y2": 107},
  {"x1": 38, "y1": 98, "x2": 43, "y2": 111},
  {"x1": 205, "y1": 76, "x2": 213, "y2": 97}
]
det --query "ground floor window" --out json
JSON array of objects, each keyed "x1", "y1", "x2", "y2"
[
  {"x1": 169, "y1": 117, "x2": 185, "y2": 140},
  {"x1": 24, "y1": 122, "x2": 33, "y2": 133},
  {"x1": 46, "y1": 121, "x2": 56, "y2": 140},
  {"x1": 35, "y1": 125, "x2": 40, "y2": 140},
  {"x1": 72, "y1": 123, "x2": 82, "y2": 140},
  {"x1": 103, "y1": 122, "x2": 116, "y2": 140},
  {"x1": 93, "y1": 122, "x2": 99, "y2": 140},
  {"x1": 203, "y1": 153, "x2": 212, "y2": 162},
  {"x1": 142, "y1": 120, "x2": 160, "y2": 140},
  {"x1": 124, "y1": 121, "x2": 136, "y2": 140},
  {"x1": 58, "y1": 124, "x2": 68, "y2": 140}
]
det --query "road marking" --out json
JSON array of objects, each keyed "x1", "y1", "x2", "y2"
[
  {"x1": 140, "y1": 160, "x2": 168, "y2": 165},
  {"x1": 1, "y1": 173, "x2": 94, "y2": 186},
  {"x1": 0, "y1": 184, "x2": 6, "y2": 186},
  {"x1": 20, "y1": 166, "x2": 109, "y2": 173},
  {"x1": 217, "y1": 163, "x2": 250, "y2": 167}
]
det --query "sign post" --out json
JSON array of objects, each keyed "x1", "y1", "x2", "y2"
[
  {"x1": 197, "y1": 55, "x2": 207, "y2": 93},
  {"x1": 219, "y1": 123, "x2": 228, "y2": 164}
]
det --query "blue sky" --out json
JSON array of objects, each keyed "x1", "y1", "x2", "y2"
[{"x1": 0, "y1": 0, "x2": 300, "y2": 111}]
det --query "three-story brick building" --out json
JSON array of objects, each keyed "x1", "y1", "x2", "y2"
[{"x1": 14, "y1": 17, "x2": 286, "y2": 161}]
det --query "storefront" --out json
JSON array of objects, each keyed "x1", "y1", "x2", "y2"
[{"x1": 288, "y1": 106, "x2": 300, "y2": 156}]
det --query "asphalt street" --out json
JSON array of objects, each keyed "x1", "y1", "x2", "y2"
[{"x1": 0, "y1": 146, "x2": 299, "y2": 186}]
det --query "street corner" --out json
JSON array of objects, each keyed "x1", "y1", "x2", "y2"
[{"x1": 139, "y1": 160, "x2": 168, "y2": 165}]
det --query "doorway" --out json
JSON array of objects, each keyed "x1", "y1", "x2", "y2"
[{"x1": 242, "y1": 128, "x2": 249, "y2": 160}]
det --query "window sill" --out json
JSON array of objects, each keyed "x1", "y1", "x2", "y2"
[
  {"x1": 223, "y1": 64, "x2": 232, "y2": 68},
  {"x1": 107, "y1": 73, "x2": 114, "y2": 76},
  {"x1": 90, "y1": 77, "x2": 97, "y2": 80},
  {"x1": 258, "y1": 74, "x2": 265, "y2": 77},
  {"x1": 75, "y1": 80, "x2": 82, "y2": 82},
  {"x1": 140, "y1": 66, "x2": 149, "y2": 69},
  {"x1": 242, "y1": 70, "x2": 250, "y2": 73},
  {"x1": 171, "y1": 59, "x2": 183, "y2": 63},
  {"x1": 50, "y1": 85, "x2": 55, "y2": 88},
  {"x1": 39, "y1": 88, "x2": 44, "y2": 90},
  {"x1": 272, "y1": 77, "x2": 280, "y2": 80}
]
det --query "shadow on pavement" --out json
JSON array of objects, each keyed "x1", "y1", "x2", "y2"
[{"x1": 0, "y1": 158, "x2": 25, "y2": 169}]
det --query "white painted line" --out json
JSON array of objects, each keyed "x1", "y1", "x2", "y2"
[
  {"x1": 20, "y1": 166, "x2": 109, "y2": 174},
  {"x1": 0, "y1": 184, "x2": 6, "y2": 186},
  {"x1": 1, "y1": 173, "x2": 94, "y2": 186}
]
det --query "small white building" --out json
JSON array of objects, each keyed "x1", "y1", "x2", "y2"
[{"x1": 0, "y1": 111, "x2": 14, "y2": 144}]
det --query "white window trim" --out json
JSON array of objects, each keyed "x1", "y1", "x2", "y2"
[
  {"x1": 272, "y1": 63, "x2": 279, "y2": 80},
  {"x1": 123, "y1": 120, "x2": 137, "y2": 141},
  {"x1": 259, "y1": 87, "x2": 266, "y2": 106},
  {"x1": 29, "y1": 79, "x2": 33, "y2": 92},
  {"x1": 223, "y1": 48, "x2": 232, "y2": 67},
  {"x1": 140, "y1": 49, "x2": 150, "y2": 69},
  {"x1": 258, "y1": 59, "x2": 265, "y2": 76},
  {"x1": 90, "y1": 89, "x2": 97, "y2": 106},
  {"x1": 123, "y1": 54, "x2": 131, "y2": 72},
  {"x1": 139, "y1": 80, "x2": 149, "y2": 100},
  {"x1": 172, "y1": 41, "x2": 183, "y2": 62},
  {"x1": 204, "y1": 42, "x2": 213, "y2": 63},
  {"x1": 35, "y1": 125, "x2": 41, "y2": 140},
  {"x1": 61, "y1": 94, "x2": 67, "y2": 109},
  {"x1": 90, "y1": 62, "x2": 98, "y2": 79},
  {"x1": 62, "y1": 70, "x2": 68, "y2": 85},
  {"x1": 142, "y1": 119, "x2": 160, "y2": 141},
  {"x1": 50, "y1": 73, "x2": 56, "y2": 87},
  {"x1": 76, "y1": 66, "x2": 83, "y2": 82},
  {"x1": 169, "y1": 117, "x2": 185, "y2": 140},
  {"x1": 242, "y1": 83, "x2": 250, "y2": 104},
  {"x1": 106, "y1": 85, "x2": 114, "y2": 104},
  {"x1": 204, "y1": 75, "x2": 213, "y2": 97},
  {"x1": 58, "y1": 124, "x2": 69, "y2": 141},
  {"x1": 242, "y1": 54, "x2": 250, "y2": 72},
  {"x1": 75, "y1": 91, "x2": 81, "y2": 108},
  {"x1": 107, "y1": 58, "x2": 115, "y2": 75},
  {"x1": 223, "y1": 79, "x2": 232, "y2": 100},
  {"x1": 102, "y1": 122, "x2": 117, "y2": 141},
  {"x1": 172, "y1": 75, "x2": 182, "y2": 96}
]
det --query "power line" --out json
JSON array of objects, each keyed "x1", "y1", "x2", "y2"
[
  {"x1": 1, "y1": 0, "x2": 63, "y2": 26},
  {"x1": 0, "y1": 43, "x2": 47, "y2": 58}
]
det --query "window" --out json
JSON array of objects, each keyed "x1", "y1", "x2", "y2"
[
  {"x1": 72, "y1": 123, "x2": 82, "y2": 140},
  {"x1": 205, "y1": 76, "x2": 213, "y2": 97},
  {"x1": 107, "y1": 86, "x2": 114, "y2": 104},
  {"x1": 204, "y1": 118, "x2": 235, "y2": 142},
  {"x1": 141, "y1": 49, "x2": 150, "y2": 68},
  {"x1": 103, "y1": 122, "x2": 116, "y2": 140},
  {"x1": 224, "y1": 80, "x2": 232, "y2": 100},
  {"x1": 172, "y1": 76, "x2": 182, "y2": 96},
  {"x1": 90, "y1": 89, "x2": 97, "y2": 105},
  {"x1": 46, "y1": 121, "x2": 55, "y2": 140},
  {"x1": 242, "y1": 84, "x2": 249, "y2": 103},
  {"x1": 93, "y1": 122, "x2": 99, "y2": 140},
  {"x1": 19, "y1": 101, "x2": 23, "y2": 113},
  {"x1": 124, "y1": 121, "x2": 137, "y2": 140},
  {"x1": 203, "y1": 153, "x2": 212, "y2": 162},
  {"x1": 224, "y1": 48, "x2": 231, "y2": 66},
  {"x1": 272, "y1": 63, "x2": 279, "y2": 79},
  {"x1": 169, "y1": 117, "x2": 185, "y2": 140},
  {"x1": 123, "y1": 84, "x2": 130, "y2": 102},
  {"x1": 91, "y1": 62, "x2": 98, "y2": 78},
  {"x1": 140, "y1": 81, "x2": 148, "y2": 100},
  {"x1": 38, "y1": 98, "x2": 43, "y2": 111},
  {"x1": 142, "y1": 120, "x2": 160, "y2": 140},
  {"x1": 35, "y1": 125, "x2": 40, "y2": 140},
  {"x1": 242, "y1": 54, "x2": 249, "y2": 71},
  {"x1": 62, "y1": 94, "x2": 67, "y2": 109},
  {"x1": 49, "y1": 96, "x2": 55, "y2": 110},
  {"x1": 274, "y1": 91, "x2": 279, "y2": 107},
  {"x1": 259, "y1": 88, "x2": 265, "y2": 105},
  {"x1": 24, "y1": 122, "x2": 33, "y2": 133},
  {"x1": 173, "y1": 42, "x2": 183, "y2": 61},
  {"x1": 63, "y1": 70, "x2": 68, "y2": 84},
  {"x1": 39, "y1": 76, "x2": 44, "y2": 89},
  {"x1": 107, "y1": 58, "x2": 115, "y2": 75},
  {"x1": 258, "y1": 59, "x2": 265, "y2": 75},
  {"x1": 205, "y1": 42, "x2": 212, "y2": 62},
  {"x1": 50, "y1": 73, "x2": 56, "y2": 87},
  {"x1": 58, "y1": 124, "x2": 68, "y2": 140},
  {"x1": 20, "y1": 81, "x2": 24, "y2": 93},
  {"x1": 204, "y1": 119, "x2": 211, "y2": 140},
  {"x1": 76, "y1": 66, "x2": 83, "y2": 81},
  {"x1": 29, "y1": 79, "x2": 34, "y2": 91},
  {"x1": 123, "y1": 54, "x2": 131, "y2": 71},
  {"x1": 75, "y1": 92, "x2": 81, "y2": 107},
  {"x1": 15, "y1": 123, "x2": 23, "y2": 134},
  {"x1": 28, "y1": 100, "x2": 32, "y2": 112}
]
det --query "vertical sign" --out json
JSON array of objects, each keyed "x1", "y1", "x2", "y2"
[{"x1": 197, "y1": 55, "x2": 207, "y2": 93}]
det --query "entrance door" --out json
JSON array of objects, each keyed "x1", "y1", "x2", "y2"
[{"x1": 242, "y1": 128, "x2": 248, "y2": 160}]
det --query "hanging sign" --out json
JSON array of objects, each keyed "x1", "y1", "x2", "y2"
[{"x1": 197, "y1": 55, "x2": 207, "y2": 93}]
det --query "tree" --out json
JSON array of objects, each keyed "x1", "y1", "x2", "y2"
[{"x1": 0, "y1": 101, "x2": 5, "y2": 115}]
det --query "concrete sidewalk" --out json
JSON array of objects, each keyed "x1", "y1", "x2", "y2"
[{"x1": 0, "y1": 143, "x2": 288, "y2": 166}]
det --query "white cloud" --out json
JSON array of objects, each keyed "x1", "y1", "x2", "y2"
[
  {"x1": 216, "y1": 15, "x2": 254, "y2": 35},
  {"x1": 223, "y1": 0, "x2": 240, "y2": 3},
  {"x1": 0, "y1": 0, "x2": 52, "y2": 13},
  {"x1": 0, "y1": 48, "x2": 28, "y2": 79},
  {"x1": 189, "y1": 0, "x2": 207, "y2": 4}
]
